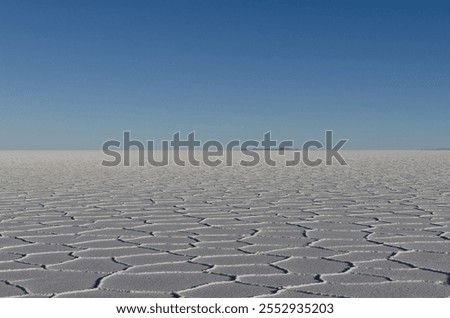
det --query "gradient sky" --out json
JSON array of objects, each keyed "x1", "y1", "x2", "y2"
[{"x1": 1, "y1": 0, "x2": 449, "y2": 149}]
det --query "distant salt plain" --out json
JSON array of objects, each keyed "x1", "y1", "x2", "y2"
[{"x1": 0, "y1": 150, "x2": 449, "y2": 297}]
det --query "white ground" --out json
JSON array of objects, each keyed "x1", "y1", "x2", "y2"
[{"x1": 0, "y1": 151, "x2": 449, "y2": 297}]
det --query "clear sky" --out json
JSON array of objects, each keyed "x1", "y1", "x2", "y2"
[{"x1": 1, "y1": 0, "x2": 449, "y2": 149}]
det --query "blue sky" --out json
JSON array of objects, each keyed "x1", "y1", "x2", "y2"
[{"x1": 1, "y1": 0, "x2": 449, "y2": 149}]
